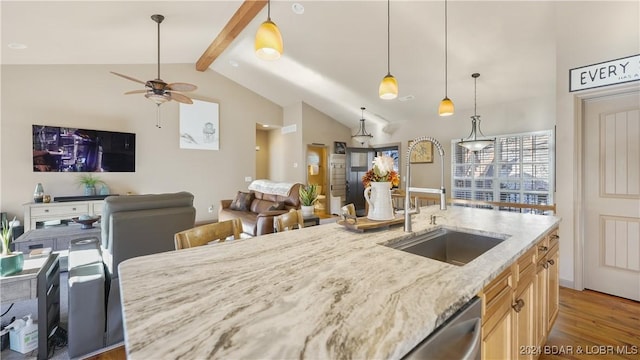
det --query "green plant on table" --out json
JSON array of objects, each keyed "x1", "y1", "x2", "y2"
[
  {"x1": 1, "y1": 217, "x2": 16, "y2": 256},
  {"x1": 299, "y1": 184, "x2": 318, "y2": 206},
  {"x1": 76, "y1": 174, "x2": 104, "y2": 188}
]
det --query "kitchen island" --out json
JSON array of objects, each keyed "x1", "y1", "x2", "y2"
[{"x1": 119, "y1": 206, "x2": 560, "y2": 359}]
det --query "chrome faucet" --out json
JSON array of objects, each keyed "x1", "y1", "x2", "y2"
[{"x1": 404, "y1": 136, "x2": 447, "y2": 232}]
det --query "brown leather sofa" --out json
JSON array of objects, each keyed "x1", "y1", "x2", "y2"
[{"x1": 218, "y1": 183, "x2": 302, "y2": 236}]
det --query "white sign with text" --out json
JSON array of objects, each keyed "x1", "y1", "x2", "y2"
[{"x1": 570, "y1": 54, "x2": 640, "y2": 92}]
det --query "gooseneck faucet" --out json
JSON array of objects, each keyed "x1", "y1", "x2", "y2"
[{"x1": 404, "y1": 136, "x2": 447, "y2": 232}]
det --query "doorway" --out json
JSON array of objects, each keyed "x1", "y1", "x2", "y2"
[
  {"x1": 582, "y1": 89, "x2": 640, "y2": 301},
  {"x1": 306, "y1": 144, "x2": 328, "y2": 215}
]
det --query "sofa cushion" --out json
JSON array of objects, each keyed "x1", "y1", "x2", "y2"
[
  {"x1": 251, "y1": 198, "x2": 277, "y2": 214},
  {"x1": 229, "y1": 191, "x2": 254, "y2": 211},
  {"x1": 268, "y1": 202, "x2": 285, "y2": 211}
]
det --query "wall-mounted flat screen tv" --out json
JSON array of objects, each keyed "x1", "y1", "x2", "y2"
[{"x1": 33, "y1": 125, "x2": 135, "y2": 172}]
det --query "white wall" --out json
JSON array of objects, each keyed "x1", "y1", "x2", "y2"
[
  {"x1": 554, "y1": 1, "x2": 639, "y2": 287},
  {"x1": 0, "y1": 64, "x2": 282, "y2": 223}
]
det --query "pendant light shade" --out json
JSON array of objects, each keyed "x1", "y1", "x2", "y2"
[
  {"x1": 352, "y1": 107, "x2": 373, "y2": 145},
  {"x1": 255, "y1": 0, "x2": 283, "y2": 60},
  {"x1": 439, "y1": 0, "x2": 454, "y2": 116},
  {"x1": 379, "y1": 0, "x2": 398, "y2": 100},
  {"x1": 457, "y1": 73, "x2": 495, "y2": 151},
  {"x1": 379, "y1": 74, "x2": 398, "y2": 100}
]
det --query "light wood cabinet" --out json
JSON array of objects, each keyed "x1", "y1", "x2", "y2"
[
  {"x1": 481, "y1": 225, "x2": 560, "y2": 360},
  {"x1": 24, "y1": 200, "x2": 104, "y2": 231}
]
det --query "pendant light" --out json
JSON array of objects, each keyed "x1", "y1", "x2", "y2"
[
  {"x1": 457, "y1": 73, "x2": 495, "y2": 151},
  {"x1": 379, "y1": 0, "x2": 398, "y2": 100},
  {"x1": 352, "y1": 107, "x2": 373, "y2": 145},
  {"x1": 255, "y1": 0, "x2": 283, "y2": 60},
  {"x1": 438, "y1": 0, "x2": 454, "y2": 116}
]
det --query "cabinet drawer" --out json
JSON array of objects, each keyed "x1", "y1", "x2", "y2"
[
  {"x1": 15, "y1": 239, "x2": 54, "y2": 253},
  {"x1": 516, "y1": 246, "x2": 537, "y2": 282},
  {"x1": 31, "y1": 204, "x2": 90, "y2": 217},
  {"x1": 548, "y1": 228, "x2": 559, "y2": 249},
  {"x1": 481, "y1": 266, "x2": 513, "y2": 319},
  {"x1": 91, "y1": 202, "x2": 104, "y2": 216}
]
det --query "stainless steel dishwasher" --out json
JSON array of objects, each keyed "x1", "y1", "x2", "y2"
[{"x1": 403, "y1": 296, "x2": 482, "y2": 360}]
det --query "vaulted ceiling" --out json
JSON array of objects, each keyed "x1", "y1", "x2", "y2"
[{"x1": 2, "y1": 0, "x2": 560, "y2": 131}]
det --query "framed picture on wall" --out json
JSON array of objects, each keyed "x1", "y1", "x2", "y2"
[
  {"x1": 179, "y1": 100, "x2": 220, "y2": 150},
  {"x1": 334, "y1": 141, "x2": 347, "y2": 154},
  {"x1": 408, "y1": 140, "x2": 433, "y2": 163}
]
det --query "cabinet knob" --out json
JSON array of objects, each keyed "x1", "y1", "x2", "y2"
[
  {"x1": 547, "y1": 259, "x2": 555, "y2": 266},
  {"x1": 512, "y1": 299, "x2": 525, "y2": 312},
  {"x1": 539, "y1": 245, "x2": 548, "y2": 252},
  {"x1": 551, "y1": 234, "x2": 559, "y2": 240}
]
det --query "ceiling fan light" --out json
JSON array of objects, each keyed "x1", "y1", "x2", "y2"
[
  {"x1": 379, "y1": 74, "x2": 398, "y2": 100},
  {"x1": 438, "y1": 97, "x2": 455, "y2": 116},
  {"x1": 145, "y1": 93, "x2": 170, "y2": 105},
  {"x1": 255, "y1": 20, "x2": 283, "y2": 60}
]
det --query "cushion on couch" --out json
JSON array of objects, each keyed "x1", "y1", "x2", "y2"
[{"x1": 230, "y1": 191, "x2": 254, "y2": 211}]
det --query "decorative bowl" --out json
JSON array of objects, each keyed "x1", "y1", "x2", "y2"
[{"x1": 71, "y1": 216, "x2": 101, "y2": 229}]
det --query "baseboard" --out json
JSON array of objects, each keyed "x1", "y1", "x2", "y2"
[{"x1": 559, "y1": 278, "x2": 575, "y2": 289}]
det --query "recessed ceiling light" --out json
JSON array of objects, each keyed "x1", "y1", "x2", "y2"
[
  {"x1": 262, "y1": 124, "x2": 270, "y2": 128},
  {"x1": 229, "y1": 60, "x2": 239, "y2": 67},
  {"x1": 399, "y1": 95, "x2": 415, "y2": 102},
  {"x1": 8, "y1": 43, "x2": 27, "y2": 50},
  {"x1": 292, "y1": 3, "x2": 304, "y2": 15}
]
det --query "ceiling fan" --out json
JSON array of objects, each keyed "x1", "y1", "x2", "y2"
[{"x1": 111, "y1": 14, "x2": 197, "y2": 106}]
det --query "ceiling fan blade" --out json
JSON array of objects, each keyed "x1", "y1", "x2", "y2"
[
  {"x1": 166, "y1": 82, "x2": 197, "y2": 92},
  {"x1": 169, "y1": 92, "x2": 194, "y2": 104},
  {"x1": 110, "y1": 71, "x2": 147, "y2": 85},
  {"x1": 124, "y1": 89, "x2": 148, "y2": 95}
]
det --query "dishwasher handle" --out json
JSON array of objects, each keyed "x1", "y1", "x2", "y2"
[
  {"x1": 461, "y1": 318, "x2": 482, "y2": 360},
  {"x1": 403, "y1": 316, "x2": 482, "y2": 360}
]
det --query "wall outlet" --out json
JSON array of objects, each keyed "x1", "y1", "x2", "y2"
[
  {"x1": 208, "y1": 205, "x2": 214, "y2": 213},
  {"x1": 245, "y1": 176, "x2": 252, "y2": 182}
]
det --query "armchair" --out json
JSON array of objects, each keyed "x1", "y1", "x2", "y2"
[{"x1": 67, "y1": 192, "x2": 195, "y2": 357}]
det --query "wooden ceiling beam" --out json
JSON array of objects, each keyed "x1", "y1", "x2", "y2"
[{"x1": 196, "y1": 0, "x2": 267, "y2": 71}]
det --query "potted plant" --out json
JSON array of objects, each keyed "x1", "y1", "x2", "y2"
[
  {"x1": 77, "y1": 174, "x2": 104, "y2": 196},
  {"x1": 1, "y1": 217, "x2": 23, "y2": 276},
  {"x1": 299, "y1": 184, "x2": 318, "y2": 217}
]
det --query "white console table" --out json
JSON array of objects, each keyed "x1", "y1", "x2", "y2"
[{"x1": 23, "y1": 199, "x2": 104, "y2": 231}]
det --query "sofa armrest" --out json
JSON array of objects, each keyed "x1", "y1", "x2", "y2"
[
  {"x1": 220, "y1": 199, "x2": 233, "y2": 210},
  {"x1": 255, "y1": 210, "x2": 288, "y2": 235}
]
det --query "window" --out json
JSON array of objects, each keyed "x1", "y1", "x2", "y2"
[{"x1": 451, "y1": 130, "x2": 554, "y2": 213}]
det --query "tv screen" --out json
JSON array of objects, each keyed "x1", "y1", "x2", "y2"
[{"x1": 32, "y1": 125, "x2": 135, "y2": 172}]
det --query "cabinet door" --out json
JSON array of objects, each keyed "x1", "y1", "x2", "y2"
[
  {"x1": 482, "y1": 286, "x2": 513, "y2": 360},
  {"x1": 535, "y1": 260, "x2": 548, "y2": 348},
  {"x1": 514, "y1": 271, "x2": 536, "y2": 360},
  {"x1": 547, "y1": 246, "x2": 560, "y2": 330}
]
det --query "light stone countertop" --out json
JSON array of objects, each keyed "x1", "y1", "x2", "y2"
[{"x1": 119, "y1": 206, "x2": 560, "y2": 359}]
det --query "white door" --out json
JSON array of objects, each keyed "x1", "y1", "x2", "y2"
[{"x1": 584, "y1": 90, "x2": 640, "y2": 301}]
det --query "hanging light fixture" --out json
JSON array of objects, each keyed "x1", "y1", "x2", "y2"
[
  {"x1": 457, "y1": 73, "x2": 495, "y2": 151},
  {"x1": 352, "y1": 107, "x2": 373, "y2": 145},
  {"x1": 438, "y1": 0, "x2": 454, "y2": 116},
  {"x1": 255, "y1": 0, "x2": 283, "y2": 60},
  {"x1": 379, "y1": 0, "x2": 398, "y2": 100}
]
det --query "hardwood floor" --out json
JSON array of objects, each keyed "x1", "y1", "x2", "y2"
[
  {"x1": 84, "y1": 287, "x2": 638, "y2": 360},
  {"x1": 540, "y1": 287, "x2": 640, "y2": 360}
]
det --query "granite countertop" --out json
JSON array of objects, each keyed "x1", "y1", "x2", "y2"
[{"x1": 119, "y1": 206, "x2": 560, "y2": 359}]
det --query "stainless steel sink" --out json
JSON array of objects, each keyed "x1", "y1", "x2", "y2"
[{"x1": 387, "y1": 228, "x2": 507, "y2": 266}]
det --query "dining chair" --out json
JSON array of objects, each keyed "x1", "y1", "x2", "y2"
[
  {"x1": 273, "y1": 209, "x2": 304, "y2": 232},
  {"x1": 174, "y1": 218, "x2": 243, "y2": 250}
]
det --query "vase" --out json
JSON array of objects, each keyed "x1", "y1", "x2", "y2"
[
  {"x1": 364, "y1": 182, "x2": 395, "y2": 221},
  {"x1": 301, "y1": 205, "x2": 315, "y2": 217},
  {"x1": 99, "y1": 184, "x2": 110, "y2": 196},
  {"x1": 0, "y1": 252, "x2": 24, "y2": 277},
  {"x1": 33, "y1": 183, "x2": 44, "y2": 203},
  {"x1": 84, "y1": 185, "x2": 96, "y2": 196}
]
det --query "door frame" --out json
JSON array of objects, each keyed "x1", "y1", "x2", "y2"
[{"x1": 574, "y1": 83, "x2": 640, "y2": 291}]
